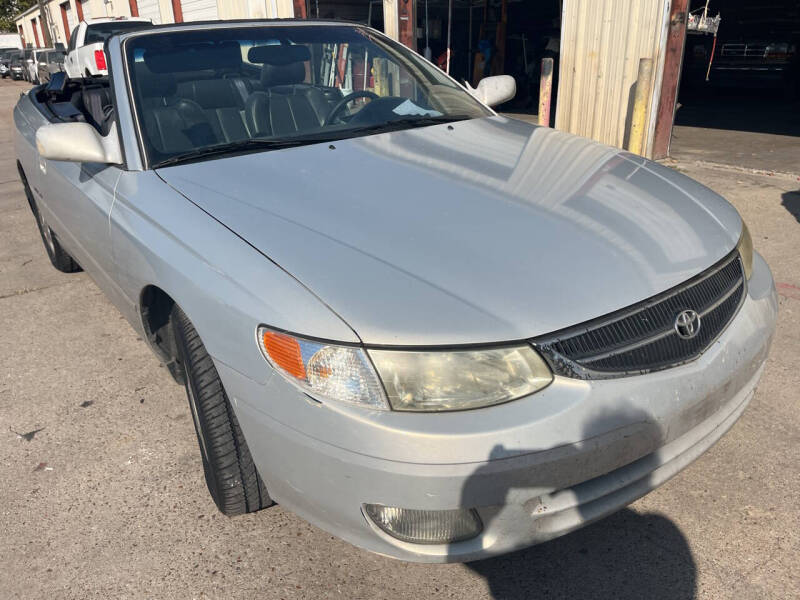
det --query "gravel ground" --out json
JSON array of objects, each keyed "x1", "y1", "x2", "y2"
[{"x1": 1, "y1": 78, "x2": 798, "y2": 599}]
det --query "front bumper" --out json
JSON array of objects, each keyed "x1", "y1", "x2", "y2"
[{"x1": 218, "y1": 252, "x2": 777, "y2": 562}]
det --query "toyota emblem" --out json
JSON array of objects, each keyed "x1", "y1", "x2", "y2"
[{"x1": 674, "y1": 309, "x2": 701, "y2": 339}]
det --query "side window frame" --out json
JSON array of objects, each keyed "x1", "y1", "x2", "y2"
[{"x1": 68, "y1": 27, "x2": 78, "y2": 52}]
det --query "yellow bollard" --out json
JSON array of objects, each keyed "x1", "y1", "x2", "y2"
[{"x1": 628, "y1": 57, "x2": 654, "y2": 156}]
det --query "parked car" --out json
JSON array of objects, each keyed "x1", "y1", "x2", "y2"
[
  {"x1": 0, "y1": 48, "x2": 17, "y2": 78},
  {"x1": 64, "y1": 17, "x2": 152, "y2": 78},
  {"x1": 20, "y1": 48, "x2": 34, "y2": 81},
  {"x1": 713, "y1": 39, "x2": 798, "y2": 96},
  {"x1": 25, "y1": 47, "x2": 55, "y2": 84},
  {"x1": 15, "y1": 21, "x2": 777, "y2": 563},
  {"x1": 36, "y1": 50, "x2": 65, "y2": 83},
  {"x1": 683, "y1": 35, "x2": 799, "y2": 97},
  {"x1": 8, "y1": 50, "x2": 26, "y2": 80}
]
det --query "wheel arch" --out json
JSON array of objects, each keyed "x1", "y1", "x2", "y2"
[{"x1": 139, "y1": 284, "x2": 185, "y2": 384}]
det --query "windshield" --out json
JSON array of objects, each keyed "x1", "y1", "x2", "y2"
[
  {"x1": 124, "y1": 25, "x2": 490, "y2": 167},
  {"x1": 86, "y1": 21, "x2": 152, "y2": 45}
]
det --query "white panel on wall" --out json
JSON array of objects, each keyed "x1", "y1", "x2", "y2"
[
  {"x1": 181, "y1": 0, "x2": 219, "y2": 21},
  {"x1": 66, "y1": 4, "x2": 78, "y2": 32},
  {"x1": 137, "y1": 0, "x2": 162, "y2": 23}
]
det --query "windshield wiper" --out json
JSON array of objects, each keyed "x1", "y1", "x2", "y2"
[
  {"x1": 152, "y1": 115, "x2": 474, "y2": 168},
  {"x1": 344, "y1": 115, "x2": 474, "y2": 136},
  {"x1": 152, "y1": 135, "x2": 338, "y2": 168}
]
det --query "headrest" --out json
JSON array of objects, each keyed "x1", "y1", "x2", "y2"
[
  {"x1": 260, "y1": 61, "x2": 306, "y2": 87},
  {"x1": 143, "y1": 41, "x2": 242, "y2": 73},
  {"x1": 135, "y1": 63, "x2": 177, "y2": 97},
  {"x1": 189, "y1": 80, "x2": 242, "y2": 109},
  {"x1": 248, "y1": 44, "x2": 310, "y2": 65}
]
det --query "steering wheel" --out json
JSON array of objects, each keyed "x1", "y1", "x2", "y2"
[{"x1": 323, "y1": 91, "x2": 379, "y2": 126}]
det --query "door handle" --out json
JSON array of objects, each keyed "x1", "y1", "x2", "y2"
[{"x1": 38, "y1": 156, "x2": 46, "y2": 174}]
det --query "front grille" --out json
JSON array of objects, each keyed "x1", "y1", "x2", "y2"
[{"x1": 535, "y1": 253, "x2": 746, "y2": 379}]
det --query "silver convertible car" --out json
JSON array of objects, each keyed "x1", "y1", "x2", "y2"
[{"x1": 14, "y1": 20, "x2": 777, "y2": 562}]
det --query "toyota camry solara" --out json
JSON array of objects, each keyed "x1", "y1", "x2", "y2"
[{"x1": 14, "y1": 21, "x2": 777, "y2": 562}]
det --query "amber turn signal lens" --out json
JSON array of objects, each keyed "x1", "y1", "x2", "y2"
[
  {"x1": 260, "y1": 331, "x2": 306, "y2": 380},
  {"x1": 256, "y1": 326, "x2": 389, "y2": 409}
]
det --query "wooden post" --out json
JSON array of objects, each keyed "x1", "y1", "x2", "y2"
[
  {"x1": 538, "y1": 57, "x2": 553, "y2": 127},
  {"x1": 35, "y1": 0, "x2": 52, "y2": 48},
  {"x1": 60, "y1": 3, "x2": 71, "y2": 44},
  {"x1": 32, "y1": 18, "x2": 41, "y2": 48},
  {"x1": 652, "y1": 0, "x2": 688, "y2": 159},
  {"x1": 292, "y1": 0, "x2": 307, "y2": 18},
  {"x1": 628, "y1": 58, "x2": 654, "y2": 156},
  {"x1": 398, "y1": 0, "x2": 415, "y2": 51},
  {"x1": 171, "y1": 0, "x2": 184, "y2": 22}
]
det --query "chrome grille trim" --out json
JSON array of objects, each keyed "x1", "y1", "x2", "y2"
[
  {"x1": 721, "y1": 43, "x2": 768, "y2": 58},
  {"x1": 534, "y1": 251, "x2": 746, "y2": 379}
]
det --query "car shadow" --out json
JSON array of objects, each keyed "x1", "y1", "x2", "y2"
[
  {"x1": 781, "y1": 190, "x2": 800, "y2": 224},
  {"x1": 457, "y1": 404, "x2": 697, "y2": 599}
]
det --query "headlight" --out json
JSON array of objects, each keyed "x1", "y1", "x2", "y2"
[
  {"x1": 368, "y1": 345, "x2": 552, "y2": 412},
  {"x1": 257, "y1": 327, "x2": 388, "y2": 409},
  {"x1": 257, "y1": 328, "x2": 552, "y2": 412},
  {"x1": 737, "y1": 221, "x2": 753, "y2": 280}
]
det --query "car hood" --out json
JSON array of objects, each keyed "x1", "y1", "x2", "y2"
[{"x1": 157, "y1": 117, "x2": 742, "y2": 346}]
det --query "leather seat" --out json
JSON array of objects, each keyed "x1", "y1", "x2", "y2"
[
  {"x1": 81, "y1": 85, "x2": 114, "y2": 134},
  {"x1": 136, "y1": 71, "x2": 217, "y2": 155},
  {"x1": 176, "y1": 79, "x2": 250, "y2": 143},
  {"x1": 245, "y1": 60, "x2": 331, "y2": 137}
]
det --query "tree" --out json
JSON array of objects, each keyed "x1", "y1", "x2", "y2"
[{"x1": 0, "y1": 0, "x2": 35, "y2": 35}]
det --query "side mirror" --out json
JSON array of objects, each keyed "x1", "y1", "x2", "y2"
[
  {"x1": 465, "y1": 75, "x2": 516, "y2": 107},
  {"x1": 36, "y1": 122, "x2": 122, "y2": 164}
]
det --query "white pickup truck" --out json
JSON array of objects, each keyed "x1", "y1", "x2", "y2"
[{"x1": 64, "y1": 17, "x2": 152, "y2": 79}]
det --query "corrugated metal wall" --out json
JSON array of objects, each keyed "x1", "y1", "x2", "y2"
[{"x1": 556, "y1": 0, "x2": 670, "y2": 157}]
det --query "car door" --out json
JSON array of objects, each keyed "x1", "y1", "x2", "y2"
[{"x1": 37, "y1": 146, "x2": 130, "y2": 310}]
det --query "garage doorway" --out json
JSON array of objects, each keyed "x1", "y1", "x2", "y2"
[
  {"x1": 302, "y1": 0, "x2": 384, "y2": 28},
  {"x1": 672, "y1": 0, "x2": 800, "y2": 172},
  {"x1": 412, "y1": 0, "x2": 562, "y2": 121}
]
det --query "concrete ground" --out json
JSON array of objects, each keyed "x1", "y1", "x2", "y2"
[
  {"x1": 671, "y1": 93, "x2": 800, "y2": 176},
  {"x1": 1, "y1": 78, "x2": 798, "y2": 600}
]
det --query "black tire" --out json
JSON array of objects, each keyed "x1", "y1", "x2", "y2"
[
  {"x1": 18, "y1": 166, "x2": 82, "y2": 273},
  {"x1": 172, "y1": 305, "x2": 273, "y2": 516}
]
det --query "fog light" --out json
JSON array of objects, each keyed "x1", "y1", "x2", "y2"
[{"x1": 364, "y1": 504, "x2": 482, "y2": 544}]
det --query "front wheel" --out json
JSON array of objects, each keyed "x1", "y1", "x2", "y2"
[{"x1": 172, "y1": 305, "x2": 273, "y2": 516}]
